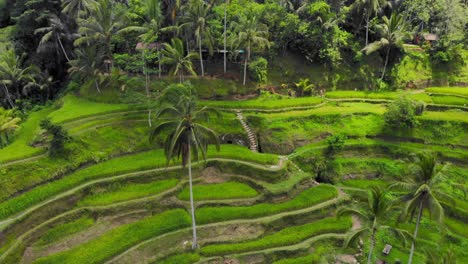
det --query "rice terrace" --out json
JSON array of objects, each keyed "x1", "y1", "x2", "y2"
[{"x1": 0, "y1": 0, "x2": 467, "y2": 263}]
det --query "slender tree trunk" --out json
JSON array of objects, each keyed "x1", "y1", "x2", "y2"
[
  {"x1": 367, "y1": 229, "x2": 376, "y2": 264},
  {"x1": 365, "y1": 11, "x2": 370, "y2": 46},
  {"x1": 142, "y1": 51, "x2": 152, "y2": 127},
  {"x1": 187, "y1": 144, "x2": 198, "y2": 249},
  {"x1": 158, "y1": 49, "x2": 162, "y2": 78},
  {"x1": 223, "y1": 1, "x2": 227, "y2": 74},
  {"x1": 380, "y1": 47, "x2": 390, "y2": 80},
  {"x1": 57, "y1": 35, "x2": 71, "y2": 62},
  {"x1": 179, "y1": 71, "x2": 182, "y2": 83},
  {"x1": 2, "y1": 84, "x2": 15, "y2": 108},
  {"x1": 199, "y1": 36, "x2": 204, "y2": 77},
  {"x1": 408, "y1": 200, "x2": 424, "y2": 264},
  {"x1": 94, "y1": 79, "x2": 101, "y2": 93},
  {"x1": 243, "y1": 43, "x2": 250, "y2": 86}
]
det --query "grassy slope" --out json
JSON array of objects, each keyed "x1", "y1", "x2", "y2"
[
  {"x1": 48, "y1": 95, "x2": 131, "y2": 123},
  {"x1": 0, "y1": 144, "x2": 278, "y2": 220},
  {"x1": 77, "y1": 179, "x2": 178, "y2": 206},
  {"x1": 0, "y1": 108, "x2": 52, "y2": 163},
  {"x1": 33, "y1": 209, "x2": 191, "y2": 264},
  {"x1": 177, "y1": 182, "x2": 258, "y2": 201}
]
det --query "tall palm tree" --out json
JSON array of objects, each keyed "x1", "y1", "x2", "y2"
[
  {"x1": 353, "y1": 0, "x2": 386, "y2": 45},
  {"x1": 68, "y1": 46, "x2": 106, "y2": 93},
  {"x1": 149, "y1": 83, "x2": 220, "y2": 249},
  {"x1": 182, "y1": 0, "x2": 213, "y2": 77},
  {"x1": 0, "y1": 49, "x2": 38, "y2": 107},
  {"x1": 74, "y1": 0, "x2": 124, "y2": 70},
  {"x1": 232, "y1": 15, "x2": 269, "y2": 85},
  {"x1": 390, "y1": 153, "x2": 450, "y2": 264},
  {"x1": 35, "y1": 14, "x2": 74, "y2": 62},
  {"x1": 338, "y1": 186, "x2": 411, "y2": 264},
  {"x1": 363, "y1": 13, "x2": 408, "y2": 80},
  {"x1": 160, "y1": 38, "x2": 198, "y2": 83},
  {"x1": 62, "y1": 0, "x2": 97, "y2": 19}
]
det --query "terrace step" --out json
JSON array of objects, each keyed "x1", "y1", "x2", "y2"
[{"x1": 236, "y1": 110, "x2": 258, "y2": 152}]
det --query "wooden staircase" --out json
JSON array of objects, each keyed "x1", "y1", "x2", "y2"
[{"x1": 235, "y1": 110, "x2": 258, "y2": 152}]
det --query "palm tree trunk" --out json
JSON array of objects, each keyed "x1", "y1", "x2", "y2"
[
  {"x1": 243, "y1": 43, "x2": 250, "y2": 86},
  {"x1": 365, "y1": 10, "x2": 370, "y2": 46},
  {"x1": 94, "y1": 79, "x2": 101, "y2": 93},
  {"x1": 142, "y1": 51, "x2": 152, "y2": 127},
  {"x1": 158, "y1": 49, "x2": 162, "y2": 78},
  {"x1": 2, "y1": 84, "x2": 15, "y2": 108},
  {"x1": 223, "y1": 1, "x2": 227, "y2": 74},
  {"x1": 187, "y1": 143, "x2": 198, "y2": 249},
  {"x1": 408, "y1": 200, "x2": 423, "y2": 264},
  {"x1": 198, "y1": 36, "x2": 204, "y2": 77},
  {"x1": 380, "y1": 47, "x2": 390, "y2": 80},
  {"x1": 57, "y1": 35, "x2": 71, "y2": 62},
  {"x1": 367, "y1": 229, "x2": 376, "y2": 264}
]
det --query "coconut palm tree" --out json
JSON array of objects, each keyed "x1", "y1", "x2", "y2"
[
  {"x1": 353, "y1": 0, "x2": 387, "y2": 45},
  {"x1": 181, "y1": 0, "x2": 213, "y2": 77},
  {"x1": 338, "y1": 186, "x2": 412, "y2": 264},
  {"x1": 149, "y1": 83, "x2": 220, "y2": 249},
  {"x1": 232, "y1": 15, "x2": 269, "y2": 85},
  {"x1": 363, "y1": 13, "x2": 408, "y2": 80},
  {"x1": 74, "y1": 0, "x2": 124, "y2": 69},
  {"x1": 68, "y1": 46, "x2": 106, "y2": 93},
  {"x1": 62, "y1": 0, "x2": 97, "y2": 19},
  {"x1": 35, "y1": 14, "x2": 74, "y2": 62},
  {"x1": 0, "y1": 49, "x2": 38, "y2": 107},
  {"x1": 160, "y1": 38, "x2": 198, "y2": 83},
  {"x1": 390, "y1": 153, "x2": 451, "y2": 264}
]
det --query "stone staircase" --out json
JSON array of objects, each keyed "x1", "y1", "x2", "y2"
[{"x1": 235, "y1": 110, "x2": 258, "y2": 152}]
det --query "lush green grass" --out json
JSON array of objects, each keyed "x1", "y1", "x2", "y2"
[
  {"x1": 268, "y1": 102, "x2": 385, "y2": 118},
  {"x1": 0, "y1": 144, "x2": 277, "y2": 220},
  {"x1": 156, "y1": 253, "x2": 200, "y2": 264},
  {"x1": 78, "y1": 179, "x2": 178, "y2": 206},
  {"x1": 48, "y1": 95, "x2": 131, "y2": 123},
  {"x1": 337, "y1": 179, "x2": 389, "y2": 190},
  {"x1": 33, "y1": 209, "x2": 191, "y2": 264},
  {"x1": 431, "y1": 95, "x2": 468, "y2": 106},
  {"x1": 419, "y1": 110, "x2": 468, "y2": 123},
  {"x1": 201, "y1": 95, "x2": 323, "y2": 110},
  {"x1": 36, "y1": 216, "x2": 95, "y2": 246},
  {"x1": 200, "y1": 216, "x2": 351, "y2": 256},
  {"x1": 426, "y1": 87, "x2": 468, "y2": 97},
  {"x1": 0, "y1": 107, "x2": 52, "y2": 163},
  {"x1": 333, "y1": 157, "x2": 404, "y2": 178},
  {"x1": 177, "y1": 182, "x2": 258, "y2": 201},
  {"x1": 196, "y1": 185, "x2": 337, "y2": 224},
  {"x1": 326, "y1": 91, "x2": 398, "y2": 100},
  {"x1": 273, "y1": 244, "x2": 337, "y2": 264}
]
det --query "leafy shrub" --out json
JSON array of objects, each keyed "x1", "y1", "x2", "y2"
[
  {"x1": 325, "y1": 134, "x2": 346, "y2": 156},
  {"x1": 40, "y1": 119, "x2": 70, "y2": 157},
  {"x1": 201, "y1": 216, "x2": 351, "y2": 255},
  {"x1": 196, "y1": 185, "x2": 337, "y2": 224},
  {"x1": 248, "y1": 57, "x2": 268, "y2": 83},
  {"x1": 384, "y1": 96, "x2": 420, "y2": 128}
]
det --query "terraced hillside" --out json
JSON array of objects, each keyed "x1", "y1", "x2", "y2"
[{"x1": 0, "y1": 86, "x2": 467, "y2": 264}]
